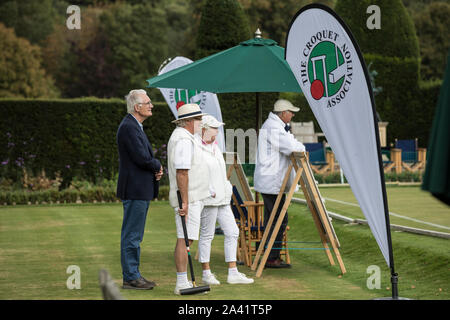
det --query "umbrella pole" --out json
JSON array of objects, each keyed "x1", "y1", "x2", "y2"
[
  {"x1": 255, "y1": 92, "x2": 261, "y2": 203},
  {"x1": 256, "y1": 92, "x2": 262, "y2": 134}
]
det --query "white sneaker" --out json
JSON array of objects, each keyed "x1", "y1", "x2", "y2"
[
  {"x1": 202, "y1": 273, "x2": 221, "y2": 285},
  {"x1": 174, "y1": 281, "x2": 193, "y2": 295},
  {"x1": 227, "y1": 272, "x2": 254, "y2": 284}
]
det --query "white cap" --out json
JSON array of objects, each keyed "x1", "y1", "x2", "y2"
[
  {"x1": 273, "y1": 99, "x2": 300, "y2": 112},
  {"x1": 201, "y1": 115, "x2": 224, "y2": 129}
]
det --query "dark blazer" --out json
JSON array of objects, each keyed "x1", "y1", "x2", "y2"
[{"x1": 116, "y1": 114, "x2": 161, "y2": 200}]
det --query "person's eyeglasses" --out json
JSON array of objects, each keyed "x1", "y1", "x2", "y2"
[{"x1": 139, "y1": 101, "x2": 152, "y2": 107}]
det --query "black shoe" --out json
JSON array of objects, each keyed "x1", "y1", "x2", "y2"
[
  {"x1": 265, "y1": 258, "x2": 291, "y2": 269},
  {"x1": 140, "y1": 276, "x2": 157, "y2": 288},
  {"x1": 123, "y1": 277, "x2": 154, "y2": 290}
]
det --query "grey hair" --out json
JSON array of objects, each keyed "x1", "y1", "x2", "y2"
[
  {"x1": 176, "y1": 119, "x2": 190, "y2": 127},
  {"x1": 273, "y1": 111, "x2": 283, "y2": 116},
  {"x1": 176, "y1": 120, "x2": 187, "y2": 128},
  {"x1": 125, "y1": 89, "x2": 147, "y2": 114}
]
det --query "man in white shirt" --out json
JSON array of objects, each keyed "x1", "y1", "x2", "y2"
[
  {"x1": 254, "y1": 99, "x2": 305, "y2": 268},
  {"x1": 167, "y1": 103, "x2": 209, "y2": 294}
]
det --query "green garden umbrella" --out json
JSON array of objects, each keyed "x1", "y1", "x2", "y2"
[
  {"x1": 146, "y1": 32, "x2": 302, "y2": 130},
  {"x1": 147, "y1": 37, "x2": 301, "y2": 93},
  {"x1": 422, "y1": 51, "x2": 450, "y2": 206}
]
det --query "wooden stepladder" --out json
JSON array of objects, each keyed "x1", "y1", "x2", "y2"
[{"x1": 251, "y1": 151, "x2": 346, "y2": 277}]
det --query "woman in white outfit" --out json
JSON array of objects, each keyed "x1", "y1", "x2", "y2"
[{"x1": 196, "y1": 115, "x2": 254, "y2": 285}]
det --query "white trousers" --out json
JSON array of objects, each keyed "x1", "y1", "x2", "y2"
[{"x1": 198, "y1": 204, "x2": 239, "y2": 263}]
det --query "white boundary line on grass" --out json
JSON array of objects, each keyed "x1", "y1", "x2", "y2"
[
  {"x1": 291, "y1": 197, "x2": 450, "y2": 240},
  {"x1": 321, "y1": 196, "x2": 450, "y2": 231}
]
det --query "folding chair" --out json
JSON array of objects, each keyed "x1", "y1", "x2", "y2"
[
  {"x1": 304, "y1": 142, "x2": 331, "y2": 174},
  {"x1": 230, "y1": 186, "x2": 290, "y2": 267},
  {"x1": 394, "y1": 138, "x2": 427, "y2": 172},
  {"x1": 225, "y1": 152, "x2": 290, "y2": 266},
  {"x1": 395, "y1": 139, "x2": 418, "y2": 163}
]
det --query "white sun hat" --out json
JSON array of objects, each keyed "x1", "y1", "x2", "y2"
[
  {"x1": 171, "y1": 103, "x2": 208, "y2": 123},
  {"x1": 273, "y1": 99, "x2": 300, "y2": 112},
  {"x1": 201, "y1": 115, "x2": 225, "y2": 129}
]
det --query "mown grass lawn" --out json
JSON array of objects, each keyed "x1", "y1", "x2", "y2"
[{"x1": 0, "y1": 196, "x2": 448, "y2": 300}]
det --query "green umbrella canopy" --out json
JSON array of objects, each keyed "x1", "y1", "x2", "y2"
[{"x1": 146, "y1": 37, "x2": 302, "y2": 93}]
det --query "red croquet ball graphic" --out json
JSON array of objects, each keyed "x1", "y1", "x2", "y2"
[
  {"x1": 176, "y1": 101, "x2": 185, "y2": 110},
  {"x1": 311, "y1": 79, "x2": 325, "y2": 100}
]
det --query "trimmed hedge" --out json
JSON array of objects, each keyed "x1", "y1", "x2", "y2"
[
  {"x1": 0, "y1": 98, "x2": 175, "y2": 187},
  {"x1": 0, "y1": 98, "x2": 174, "y2": 188},
  {"x1": 220, "y1": 92, "x2": 279, "y2": 130},
  {"x1": 0, "y1": 95, "x2": 279, "y2": 185},
  {"x1": 0, "y1": 185, "x2": 170, "y2": 206},
  {"x1": 313, "y1": 171, "x2": 423, "y2": 184},
  {"x1": 413, "y1": 80, "x2": 443, "y2": 147},
  {"x1": 363, "y1": 53, "x2": 419, "y2": 144},
  {"x1": 244, "y1": 166, "x2": 423, "y2": 186}
]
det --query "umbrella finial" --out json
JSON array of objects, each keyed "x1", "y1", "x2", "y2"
[{"x1": 255, "y1": 28, "x2": 262, "y2": 38}]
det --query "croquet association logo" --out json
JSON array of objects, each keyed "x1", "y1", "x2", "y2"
[
  {"x1": 169, "y1": 89, "x2": 208, "y2": 110},
  {"x1": 298, "y1": 30, "x2": 353, "y2": 108}
]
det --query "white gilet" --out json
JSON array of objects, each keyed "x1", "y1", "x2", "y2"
[
  {"x1": 168, "y1": 127, "x2": 210, "y2": 208},
  {"x1": 200, "y1": 140, "x2": 233, "y2": 206}
]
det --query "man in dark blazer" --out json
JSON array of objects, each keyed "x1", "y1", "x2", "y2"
[{"x1": 116, "y1": 89, "x2": 163, "y2": 290}]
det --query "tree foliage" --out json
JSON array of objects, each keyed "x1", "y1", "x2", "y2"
[
  {"x1": 195, "y1": 0, "x2": 251, "y2": 59},
  {"x1": 0, "y1": 0, "x2": 446, "y2": 103},
  {"x1": 0, "y1": 0, "x2": 57, "y2": 45},
  {"x1": 241, "y1": 0, "x2": 336, "y2": 45},
  {"x1": 98, "y1": 2, "x2": 169, "y2": 96},
  {"x1": 0, "y1": 23, "x2": 58, "y2": 98},
  {"x1": 41, "y1": 2, "x2": 170, "y2": 98},
  {"x1": 165, "y1": 0, "x2": 196, "y2": 58},
  {"x1": 335, "y1": 0, "x2": 420, "y2": 59},
  {"x1": 42, "y1": 7, "x2": 112, "y2": 98}
]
